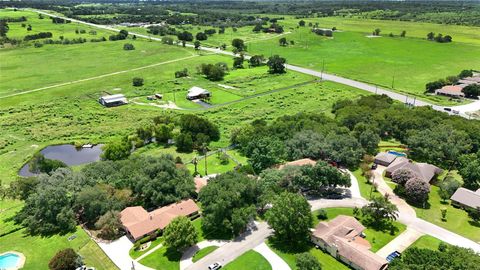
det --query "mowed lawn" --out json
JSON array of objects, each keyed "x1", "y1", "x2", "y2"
[
  {"x1": 223, "y1": 250, "x2": 272, "y2": 270},
  {"x1": 413, "y1": 184, "x2": 480, "y2": 242},
  {"x1": 0, "y1": 199, "x2": 117, "y2": 270}
]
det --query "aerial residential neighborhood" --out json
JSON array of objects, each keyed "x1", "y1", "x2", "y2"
[{"x1": 0, "y1": 1, "x2": 479, "y2": 270}]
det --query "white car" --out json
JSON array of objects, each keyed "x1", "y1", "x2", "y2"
[{"x1": 208, "y1": 262, "x2": 222, "y2": 270}]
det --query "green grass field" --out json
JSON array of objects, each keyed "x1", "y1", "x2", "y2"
[
  {"x1": 413, "y1": 184, "x2": 480, "y2": 242},
  {"x1": 223, "y1": 250, "x2": 272, "y2": 270},
  {"x1": 192, "y1": 246, "x2": 218, "y2": 263},
  {"x1": 410, "y1": 235, "x2": 444, "y2": 250}
]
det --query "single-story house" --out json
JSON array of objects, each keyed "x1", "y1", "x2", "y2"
[
  {"x1": 99, "y1": 94, "x2": 128, "y2": 107},
  {"x1": 311, "y1": 215, "x2": 388, "y2": 270},
  {"x1": 385, "y1": 157, "x2": 442, "y2": 183},
  {"x1": 186, "y1": 86, "x2": 211, "y2": 100},
  {"x1": 434, "y1": 85, "x2": 465, "y2": 98},
  {"x1": 120, "y1": 199, "x2": 199, "y2": 242},
  {"x1": 278, "y1": 158, "x2": 317, "y2": 170},
  {"x1": 450, "y1": 187, "x2": 480, "y2": 210},
  {"x1": 374, "y1": 152, "x2": 398, "y2": 167}
]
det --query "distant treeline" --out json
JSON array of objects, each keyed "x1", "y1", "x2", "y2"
[
  {"x1": 24, "y1": 31, "x2": 52, "y2": 41},
  {"x1": 1, "y1": 1, "x2": 480, "y2": 27}
]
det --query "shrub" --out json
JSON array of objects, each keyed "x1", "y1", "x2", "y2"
[
  {"x1": 391, "y1": 168, "x2": 415, "y2": 185},
  {"x1": 316, "y1": 209, "x2": 328, "y2": 220},
  {"x1": 405, "y1": 177, "x2": 430, "y2": 205},
  {"x1": 48, "y1": 248, "x2": 82, "y2": 270},
  {"x1": 132, "y1": 77, "x2": 144, "y2": 87},
  {"x1": 123, "y1": 43, "x2": 135, "y2": 50}
]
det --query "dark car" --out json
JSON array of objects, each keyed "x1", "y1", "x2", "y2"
[
  {"x1": 386, "y1": 251, "x2": 401, "y2": 262},
  {"x1": 371, "y1": 163, "x2": 378, "y2": 170}
]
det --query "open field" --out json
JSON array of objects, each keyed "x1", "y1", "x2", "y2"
[{"x1": 0, "y1": 9, "x2": 111, "y2": 41}]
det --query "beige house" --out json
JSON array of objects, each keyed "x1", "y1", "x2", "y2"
[
  {"x1": 311, "y1": 215, "x2": 388, "y2": 270},
  {"x1": 278, "y1": 158, "x2": 317, "y2": 169},
  {"x1": 374, "y1": 152, "x2": 398, "y2": 167},
  {"x1": 450, "y1": 187, "x2": 480, "y2": 211},
  {"x1": 385, "y1": 157, "x2": 442, "y2": 183},
  {"x1": 120, "y1": 199, "x2": 200, "y2": 241}
]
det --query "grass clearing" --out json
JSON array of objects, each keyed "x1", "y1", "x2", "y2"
[
  {"x1": 192, "y1": 246, "x2": 218, "y2": 263},
  {"x1": 410, "y1": 235, "x2": 443, "y2": 250},
  {"x1": 139, "y1": 246, "x2": 181, "y2": 270},
  {"x1": 223, "y1": 250, "x2": 271, "y2": 270}
]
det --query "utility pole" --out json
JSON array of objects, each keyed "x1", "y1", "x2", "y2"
[
  {"x1": 391, "y1": 68, "x2": 396, "y2": 89},
  {"x1": 321, "y1": 60, "x2": 325, "y2": 80},
  {"x1": 203, "y1": 144, "x2": 208, "y2": 176}
]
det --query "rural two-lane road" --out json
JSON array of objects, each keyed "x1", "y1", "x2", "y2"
[{"x1": 26, "y1": 9, "x2": 480, "y2": 119}]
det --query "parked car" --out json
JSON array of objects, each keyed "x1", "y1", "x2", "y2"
[
  {"x1": 386, "y1": 251, "x2": 401, "y2": 262},
  {"x1": 371, "y1": 163, "x2": 378, "y2": 170},
  {"x1": 208, "y1": 262, "x2": 222, "y2": 270},
  {"x1": 444, "y1": 107, "x2": 452, "y2": 112}
]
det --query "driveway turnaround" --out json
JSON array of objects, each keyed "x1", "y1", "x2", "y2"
[
  {"x1": 376, "y1": 228, "x2": 424, "y2": 258},
  {"x1": 180, "y1": 240, "x2": 230, "y2": 270},
  {"x1": 253, "y1": 242, "x2": 291, "y2": 270},
  {"x1": 97, "y1": 236, "x2": 154, "y2": 270},
  {"x1": 185, "y1": 222, "x2": 273, "y2": 270}
]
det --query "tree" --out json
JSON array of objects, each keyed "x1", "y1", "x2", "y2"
[
  {"x1": 175, "y1": 68, "x2": 189, "y2": 78},
  {"x1": 462, "y1": 84, "x2": 480, "y2": 98},
  {"x1": 266, "y1": 192, "x2": 312, "y2": 247},
  {"x1": 267, "y1": 55, "x2": 286, "y2": 74},
  {"x1": 279, "y1": 37, "x2": 288, "y2": 46},
  {"x1": 101, "y1": 139, "x2": 131, "y2": 161},
  {"x1": 231, "y1": 38, "x2": 246, "y2": 52},
  {"x1": 249, "y1": 55, "x2": 265, "y2": 67},
  {"x1": 179, "y1": 114, "x2": 220, "y2": 143},
  {"x1": 49, "y1": 248, "x2": 82, "y2": 270},
  {"x1": 177, "y1": 31, "x2": 193, "y2": 42},
  {"x1": 374, "y1": 28, "x2": 381, "y2": 36},
  {"x1": 132, "y1": 77, "x2": 144, "y2": 86},
  {"x1": 233, "y1": 55, "x2": 244, "y2": 69},
  {"x1": 468, "y1": 207, "x2": 480, "y2": 223},
  {"x1": 199, "y1": 63, "x2": 226, "y2": 81},
  {"x1": 95, "y1": 210, "x2": 122, "y2": 240},
  {"x1": 75, "y1": 186, "x2": 109, "y2": 225},
  {"x1": 253, "y1": 24, "x2": 263, "y2": 33},
  {"x1": 361, "y1": 195, "x2": 398, "y2": 225},
  {"x1": 164, "y1": 216, "x2": 198, "y2": 251},
  {"x1": 154, "y1": 124, "x2": 173, "y2": 144},
  {"x1": 296, "y1": 252, "x2": 321, "y2": 270},
  {"x1": 199, "y1": 172, "x2": 258, "y2": 237},
  {"x1": 246, "y1": 137, "x2": 286, "y2": 173},
  {"x1": 28, "y1": 153, "x2": 67, "y2": 174},
  {"x1": 298, "y1": 20, "x2": 306, "y2": 27},
  {"x1": 0, "y1": 20, "x2": 9, "y2": 37},
  {"x1": 438, "y1": 175, "x2": 461, "y2": 202},
  {"x1": 391, "y1": 168, "x2": 415, "y2": 185},
  {"x1": 405, "y1": 177, "x2": 430, "y2": 205},
  {"x1": 458, "y1": 69, "x2": 473, "y2": 79},
  {"x1": 9, "y1": 177, "x2": 39, "y2": 200},
  {"x1": 196, "y1": 32, "x2": 207, "y2": 41},
  {"x1": 400, "y1": 30, "x2": 406, "y2": 37},
  {"x1": 194, "y1": 40, "x2": 201, "y2": 50},
  {"x1": 425, "y1": 80, "x2": 445, "y2": 93},
  {"x1": 176, "y1": 133, "x2": 194, "y2": 153},
  {"x1": 427, "y1": 32, "x2": 435, "y2": 40},
  {"x1": 123, "y1": 43, "x2": 135, "y2": 50},
  {"x1": 294, "y1": 161, "x2": 351, "y2": 192},
  {"x1": 458, "y1": 152, "x2": 480, "y2": 190},
  {"x1": 357, "y1": 129, "x2": 380, "y2": 155}
]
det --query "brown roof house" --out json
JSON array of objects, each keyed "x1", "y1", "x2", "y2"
[
  {"x1": 194, "y1": 177, "x2": 208, "y2": 193},
  {"x1": 120, "y1": 199, "x2": 200, "y2": 241},
  {"x1": 374, "y1": 152, "x2": 398, "y2": 167},
  {"x1": 311, "y1": 215, "x2": 388, "y2": 270},
  {"x1": 278, "y1": 158, "x2": 317, "y2": 169},
  {"x1": 435, "y1": 85, "x2": 465, "y2": 98},
  {"x1": 385, "y1": 157, "x2": 442, "y2": 183},
  {"x1": 450, "y1": 187, "x2": 480, "y2": 210}
]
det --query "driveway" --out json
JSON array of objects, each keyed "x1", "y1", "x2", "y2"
[
  {"x1": 376, "y1": 228, "x2": 423, "y2": 258},
  {"x1": 253, "y1": 242, "x2": 291, "y2": 270},
  {"x1": 185, "y1": 222, "x2": 272, "y2": 270},
  {"x1": 97, "y1": 236, "x2": 154, "y2": 270}
]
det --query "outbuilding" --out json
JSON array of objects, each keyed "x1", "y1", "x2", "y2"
[
  {"x1": 187, "y1": 87, "x2": 211, "y2": 100},
  {"x1": 99, "y1": 94, "x2": 128, "y2": 107},
  {"x1": 374, "y1": 152, "x2": 398, "y2": 167},
  {"x1": 450, "y1": 187, "x2": 480, "y2": 211}
]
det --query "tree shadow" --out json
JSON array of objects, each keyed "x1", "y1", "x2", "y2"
[
  {"x1": 268, "y1": 236, "x2": 310, "y2": 254},
  {"x1": 467, "y1": 220, "x2": 480, "y2": 228},
  {"x1": 164, "y1": 247, "x2": 182, "y2": 262}
]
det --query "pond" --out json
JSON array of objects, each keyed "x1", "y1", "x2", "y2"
[{"x1": 19, "y1": 144, "x2": 104, "y2": 177}]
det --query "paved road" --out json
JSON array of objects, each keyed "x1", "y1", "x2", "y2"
[
  {"x1": 26, "y1": 9, "x2": 480, "y2": 118},
  {"x1": 180, "y1": 240, "x2": 229, "y2": 270},
  {"x1": 185, "y1": 222, "x2": 273, "y2": 270}
]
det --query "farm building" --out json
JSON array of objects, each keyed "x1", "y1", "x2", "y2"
[
  {"x1": 120, "y1": 199, "x2": 199, "y2": 242},
  {"x1": 374, "y1": 152, "x2": 398, "y2": 167},
  {"x1": 311, "y1": 215, "x2": 388, "y2": 270},
  {"x1": 385, "y1": 157, "x2": 442, "y2": 183},
  {"x1": 435, "y1": 85, "x2": 465, "y2": 98},
  {"x1": 187, "y1": 86, "x2": 211, "y2": 100},
  {"x1": 450, "y1": 187, "x2": 480, "y2": 211},
  {"x1": 99, "y1": 94, "x2": 128, "y2": 107}
]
